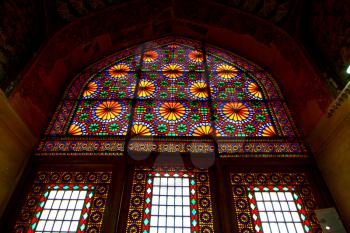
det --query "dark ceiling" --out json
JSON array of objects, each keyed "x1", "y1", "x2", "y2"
[{"x1": 0, "y1": 0, "x2": 349, "y2": 95}]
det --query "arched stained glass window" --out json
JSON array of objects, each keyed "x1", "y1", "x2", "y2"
[{"x1": 38, "y1": 37, "x2": 306, "y2": 158}]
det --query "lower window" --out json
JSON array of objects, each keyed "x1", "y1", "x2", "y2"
[
  {"x1": 230, "y1": 173, "x2": 321, "y2": 233},
  {"x1": 126, "y1": 168, "x2": 215, "y2": 233}
]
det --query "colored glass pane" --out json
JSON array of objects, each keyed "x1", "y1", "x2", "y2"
[
  {"x1": 126, "y1": 169, "x2": 214, "y2": 233},
  {"x1": 132, "y1": 100, "x2": 212, "y2": 136},
  {"x1": 69, "y1": 100, "x2": 132, "y2": 135}
]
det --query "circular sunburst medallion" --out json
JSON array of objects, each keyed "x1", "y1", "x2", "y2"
[
  {"x1": 259, "y1": 124, "x2": 276, "y2": 137},
  {"x1": 162, "y1": 64, "x2": 185, "y2": 79},
  {"x1": 221, "y1": 102, "x2": 251, "y2": 123},
  {"x1": 189, "y1": 81, "x2": 211, "y2": 100},
  {"x1": 93, "y1": 101, "x2": 123, "y2": 122},
  {"x1": 131, "y1": 122, "x2": 154, "y2": 136},
  {"x1": 191, "y1": 123, "x2": 213, "y2": 136},
  {"x1": 157, "y1": 101, "x2": 187, "y2": 122},
  {"x1": 68, "y1": 123, "x2": 85, "y2": 135},
  {"x1": 83, "y1": 81, "x2": 99, "y2": 98},
  {"x1": 188, "y1": 50, "x2": 205, "y2": 63},
  {"x1": 215, "y1": 64, "x2": 238, "y2": 79},
  {"x1": 247, "y1": 82, "x2": 263, "y2": 99},
  {"x1": 142, "y1": 50, "x2": 159, "y2": 63},
  {"x1": 106, "y1": 63, "x2": 131, "y2": 79},
  {"x1": 137, "y1": 80, "x2": 157, "y2": 98}
]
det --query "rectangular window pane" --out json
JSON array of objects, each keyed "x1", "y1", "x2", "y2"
[
  {"x1": 254, "y1": 189, "x2": 304, "y2": 232},
  {"x1": 35, "y1": 188, "x2": 90, "y2": 233},
  {"x1": 149, "y1": 174, "x2": 191, "y2": 232}
]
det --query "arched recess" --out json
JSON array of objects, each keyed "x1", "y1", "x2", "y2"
[{"x1": 37, "y1": 36, "x2": 306, "y2": 158}]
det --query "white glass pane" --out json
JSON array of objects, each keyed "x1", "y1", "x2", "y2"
[
  {"x1": 285, "y1": 192, "x2": 294, "y2": 201},
  {"x1": 44, "y1": 220, "x2": 54, "y2": 231},
  {"x1": 291, "y1": 212, "x2": 301, "y2": 222},
  {"x1": 183, "y1": 217, "x2": 191, "y2": 227},
  {"x1": 36, "y1": 221, "x2": 46, "y2": 231},
  {"x1": 168, "y1": 187, "x2": 175, "y2": 195},
  {"x1": 168, "y1": 196, "x2": 174, "y2": 204},
  {"x1": 150, "y1": 226, "x2": 157, "y2": 233},
  {"x1": 63, "y1": 191, "x2": 72, "y2": 199},
  {"x1": 41, "y1": 210, "x2": 50, "y2": 219},
  {"x1": 48, "y1": 191, "x2": 57, "y2": 199},
  {"x1": 73, "y1": 210, "x2": 81, "y2": 220},
  {"x1": 56, "y1": 210, "x2": 65, "y2": 220},
  {"x1": 295, "y1": 223, "x2": 304, "y2": 233},
  {"x1": 159, "y1": 196, "x2": 167, "y2": 205},
  {"x1": 153, "y1": 178, "x2": 160, "y2": 186},
  {"x1": 284, "y1": 212, "x2": 292, "y2": 222},
  {"x1": 71, "y1": 191, "x2": 79, "y2": 199},
  {"x1": 286, "y1": 222, "x2": 297, "y2": 233},
  {"x1": 270, "y1": 192, "x2": 278, "y2": 201},
  {"x1": 48, "y1": 210, "x2": 58, "y2": 220},
  {"x1": 183, "y1": 188, "x2": 189, "y2": 196},
  {"x1": 152, "y1": 196, "x2": 159, "y2": 205},
  {"x1": 158, "y1": 216, "x2": 166, "y2": 226},
  {"x1": 153, "y1": 187, "x2": 160, "y2": 195},
  {"x1": 160, "y1": 178, "x2": 167, "y2": 186},
  {"x1": 167, "y1": 228, "x2": 174, "y2": 233},
  {"x1": 278, "y1": 223, "x2": 288, "y2": 233},
  {"x1": 52, "y1": 200, "x2": 61, "y2": 209},
  {"x1": 288, "y1": 201, "x2": 297, "y2": 211},
  {"x1": 272, "y1": 201, "x2": 281, "y2": 211},
  {"x1": 175, "y1": 187, "x2": 182, "y2": 195},
  {"x1": 267, "y1": 212, "x2": 276, "y2": 222},
  {"x1": 175, "y1": 206, "x2": 183, "y2": 216},
  {"x1": 78, "y1": 191, "x2": 87, "y2": 199},
  {"x1": 60, "y1": 200, "x2": 69, "y2": 209},
  {"x1": 257, "y1": 202, "x2": 265, "y2": 211},
  {"x1": 260, "y1": 212, "x2": 268, "y2": 222},
  {"x1": 262, "y1": 223, "x2": 271, "y2": 233},
  {"x1": 182, "y1": 179, "x2": 189, "y2": 186},
  {"x1": 160, "y1": 187, "x2": 167, "y2": 195},
  {"x1": 151, "y1": 205, "x2": 159, "y2": 215},
  {"x1": 262, "y1": 192, "x2": 270, "y2": 201},
  {"x1": 175, "y1": 178, "x2": 182, "y2": 186},
  {"x1": 175, "y1": 228, "x2": 182, "y2": 233},
  {"x1": 175, "y1": 217, "x2": 183, "y2": 227},
  {"x1": 158, "y1": 227, "x2": 166, "y2": 233},
  {"x1": 280, "y1": 202, "x2": 289, "y2": 211},
  {"x1": 277, "y1": 192, "x2": 286, "y2": 200},
  {"x1": 68, "y1": 200, "x2": 77, "y2": 209},
  {"x1": 61, "y1": 221, "x2": 71, "y2": 231},
  {"x1": 183, "y1": 197, "x2": 189, "y2": 206},
  {"x1": 175, "y1": 197, "x2": 183, "y2": 205},
  {"x1": 69, "y1": 221, "x2": 79, "y2": 231},
  {"x1": 167, "y1": 216, "x2": 174, "y2": 226},
  {"x1": 265, "y1": 202, "x2": 273, "y2": 211},
  {"x1": 275, "y1": 212, "x2": 284, "y2": 222},
  {"x1": 255, "y1": 192, "x2": 263, "y2": 201},
  {"x1": 183, "y1": 206, "x2": 190, "y2": 216},
  {"x1": 183, "y1": 228, "x2": 191, "y2": 233},
  {"x1": 64, "y1": 210, "x2": 74, "y2": 220},
  {"x1": 44, "y1": 200, "x2": 54, "y2": 209},
  {"x1": 168, "y1": 178, "x2": 175, "y2": 186},
  {"x1": 270, "y1": 223, "x2": 279, "y2": 232},
  {"x1": 167, "y1": 206, "x2": 174, "y2": 215},
  {"x1": 55, "y1": 191, "x2": 64, "y2": 199},
  {"x1": 52, "y1": 221, "x2": 62, "y2": 231},
  {"x1": 76, "y1": 200, "x2": 84, "y2": 209},
  {"x1": 159, "y1": 206, "x2": 166, "y2": 215},
  {"x1": 150, "y1": 216, "x2": 158, "y2": 226}
]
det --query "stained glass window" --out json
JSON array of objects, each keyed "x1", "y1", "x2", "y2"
[
  {"x1": 14, "y1": 171, "x2": 111, "y2": 233},
  {"x1": 230, "y1": 173, "x2": 322, "y2": 232},
  {"x1": 127, "y1": 169, "x2": 214, "y2": 233},
  {"x1": 37, "y1": 36, "x2": 307, "y2": 157}
]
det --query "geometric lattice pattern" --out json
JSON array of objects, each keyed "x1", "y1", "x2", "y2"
[
  {"x1": 39, "y1": 36, "x2": 304, "y2": 157},
  {"x1": 14, "y1": 171, "x2": 111, "y2": 233},
  {"x1": 31, "y1": 185, "x2": 93, "y2": 233},
  {"x1": 230, "y1": 173, "x2": 322, "y2": 233},
  {"x1": 126, "y1": 168, "x2": 214, "y2": 233},
  {"x1": 248, "y1": 186, "x2": 308, "y2": 233}
]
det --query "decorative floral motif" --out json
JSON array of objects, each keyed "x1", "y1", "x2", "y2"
[
  {"x1": 94, "y1": 101, "x2": 122, "y2": 122},
  {"x1": 131, "y1": 123, "x2": 154, "y2": 136},
  {"x1": 137, "y1": 80, "x2": 156, "y2": 98},
  {"x1": 83, "y1": 81, "x2": 98, "y2": 98},
  {"x1": 68, "y1": 123, "x2": 83, "y2": 135},
  {"x1": 215, "y1": 64, "x2": 238, "y2": 79},
  {"x1": 189, "y1": 81, "x2": 209, "y2": 99},
  {"x1": 142, "y1": 50, "x2": 159, "y2": 63},
  {"x1": 158, "y1": 101, "x2": 187, "y2": 121},
  {"x1": 107, "y1": 63, "x2": 131, "y2": 78},
  {"x1": 221, "y1": 102, "x2": 250, "y2": 122},
  {"x1": 162, "y1": 63, "x2": 185, "y2": 79},
  {"x1": 247, "y1": 82, "x2": 263, "y2": 99},
  {"x1": 188, "y1": 50, "x2": 205, "y2": 63}
]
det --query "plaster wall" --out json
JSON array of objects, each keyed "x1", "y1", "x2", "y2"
[
  {"x1": 308, "y1": 96, "x2": 350, "y2": 230},
  {"x1": 0, "y1": 90, "x2": 36, "y2": 216}
]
